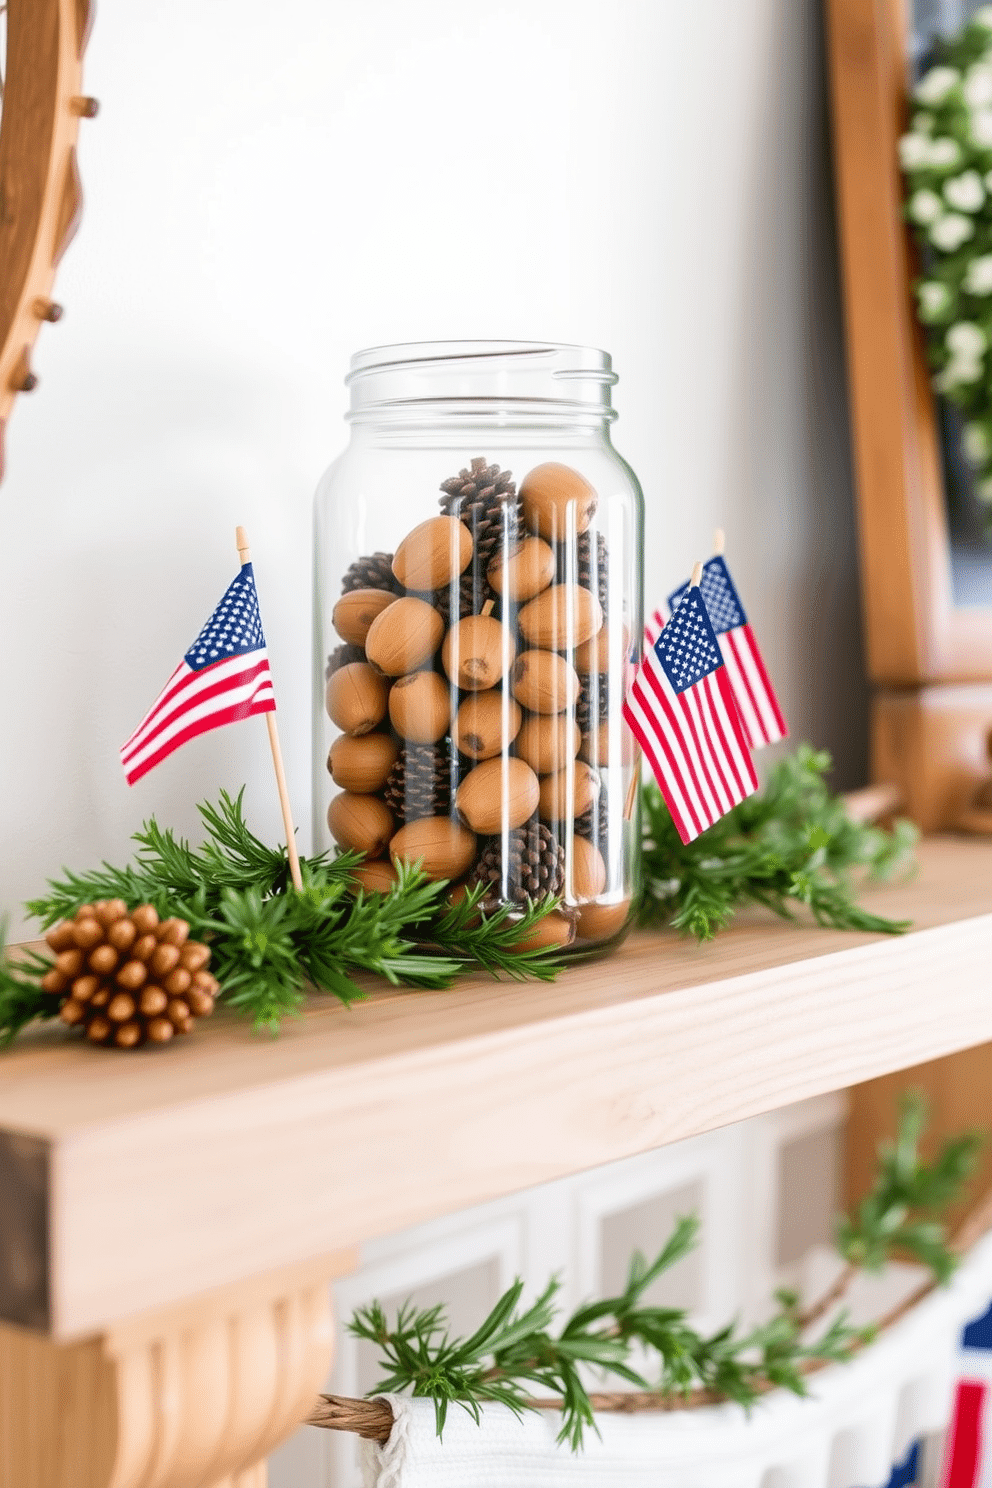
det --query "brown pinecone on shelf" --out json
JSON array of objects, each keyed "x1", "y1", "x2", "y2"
[
  {"x1": 326, "y1": 642, "x2": 367, "y2": 678},
  {"x1": 471, "y1": 818, "x2": 565, "y2": 908},
  {"x1": 341, "y1": 552, "x2": 402, "y2": 596},
  {"x1": 40, "y1": 901, "x2": 218, "y2": 1050},
  {"x1": 383, "y1": 743, "x2": 457, "y2": 823},
  {"x1": 575, "y1": 674, "x2": 609, "y2": 737},
  {"x1": 439, "y1": 457, "x2": 522, "y2": 573},
  {"x1": 558, "y1": 530, "x2": 608, "y2": 613}
]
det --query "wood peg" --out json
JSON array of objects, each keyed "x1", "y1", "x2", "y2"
[
  {"x1": 33, "y1": 298, "x2": 64, "y2": 323},
  {"x1": 70, "y1": 95, "x2": 100, "y2": 118},
  {"x1": 10, "y1": 350, "x2": 37, "y2": 393}
]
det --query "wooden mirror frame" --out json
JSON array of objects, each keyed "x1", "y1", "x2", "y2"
[
  {"x1": 0, "y1": 0, "x2": 95, "y2": 479},
  {"x1": 827, "y1": 0, "x2": 992, "y2": 831}
]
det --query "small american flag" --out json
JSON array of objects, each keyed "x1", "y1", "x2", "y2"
[
  {"x1": 623, "y1": 582, "x2": 757, "y2": 845},
  {"x1": 120, "y1": 562, "x2": 276, "y2": 786},
  {"x1": 665, "y1": 556, "x2": 788, "y2": 749}
]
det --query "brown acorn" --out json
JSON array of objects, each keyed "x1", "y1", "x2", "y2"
[
  {"x1": 520, "y1": 463, "x2": 597, "y2": 541},
  {"x1": 325, "y1": 663, "x2": 390, "y2": 735},
  {"x1": 579, "y1": 721, "x2": 612, "y2": 767},
  {"x1": 518, "y1": 584, "x2": 603, "y2": 651},
  {"x1": 515, "y1": 714, "x2": 582, "y2": 775},
  {"x1": 389, "y1": 671, "x2": 452, "y2": 743},
  {"x1": 350, "y1": 860, "x2": 401, "y2": 895},
  {"x1": 538, "y1": 761, "x2": 601, "y2": 822},
  {"x1": 327, "y1": 792, "x2": 394, "y2": 858},
  {"x1": 365, "y1": 596, "x2": 445, "y2": 675},
  {"x1": 327, "y1": 732, "x2": 399, "y2": 793},
  {"x1": 487, "y1": 536, "x2": 556, "y2": 602},
  {"x1": 390, "y1": 818, "x2": 477, "y2": 881},
  {"x1": 452, "y1": 691, "x2": 522, "y2": 761},
  {"x1": 456, "y1": 757, "x2": 540, "y2": 835},
  {"x1": 567, "y1": 835, "x2": 607, "y2": 900},
  {"x1": 41, "y1": 902, "x2": 216, "y2": 1049},
  {"x1": 442, "y1": 613, "x2": 515, "y2": 691},
  {"x1": 392, "y1": 516, "x2": 473, "y2": 592},
  {"x1": 506, "y1": 909, "x2": 576, "y2": 953},
  {"x1": 574, "y1": 898, "x2": 632, "y2": 944},
  {"x1": 332, "y1": 587, "x2": 397, "y2": 646},
  {"x1": 574, "y1": 624, "x2": 612, "y2": 674},
  {"x1": 511, "y1": 650, "x2": 580, "y2": 715}
]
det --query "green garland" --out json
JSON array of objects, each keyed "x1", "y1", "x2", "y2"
[
  {"x1": 351, "y1": 1095, "x2": 982, "y2": 1449},
  {"x1": 899, "y1": 7, "x2": 992, "y2": 506},
  {"x1": 0, "y1": 745, "x2": 915, "y2": 1046}
]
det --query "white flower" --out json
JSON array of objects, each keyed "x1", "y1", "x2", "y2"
[
  {"x1": 945, "y1": 170, "x2": 986, "y2": 212},
  {"x1": 909, "y1": 188, "x2": 944, "y2": 224},
  {"x1": 930, "y1": 213, "x2": 974, "y2": 250},
  {"x1": 965, "y1": 64, "x2": 992, "y2": 109},
  {"x1": 935, "y1": 357, "x2": 983, "y2": 391},
  {"x1": 963, "y1": 423, "x2": 990, "y2": 464},
  {"x1": 947, "y1": 322, "x2": 986, "y2": 357},
  {"x1": 965, "y1": 255, "x2": 992, "y2": 294},
  {"x1": 973, "y1": 6, "x2": 992, "y2": 30},
  {"x1": 915, "y1": 66, "x2": 960, "y2": 104},
  {"x1": 972, "y1": 109, "x2": 992, "y2": 147},
  {"x1": 977, "y1": 478, "x2": 992, "y2": 503},
  {"x1": 918, "y1": 280, "x2": 951, "y2": 319},
  {"x1": 899, "y1": 133, "x2": 934, "y2": 170},
  {"x1": 929, "y1": 136, "x2": 963, "y2": 167}
]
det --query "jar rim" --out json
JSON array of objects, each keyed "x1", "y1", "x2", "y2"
[{"x1": 346, "y1": 339, "x2": 618, "y2": 386}]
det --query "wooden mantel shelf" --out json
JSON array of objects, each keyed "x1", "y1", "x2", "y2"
[{"x1": 1, "y1": 836, "x2": 990, "y2": 1344}]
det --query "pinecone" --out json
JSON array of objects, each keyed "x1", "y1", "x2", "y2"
[
  {"x1": 383, "y1": 743, "x2": 457, "y2": 823},
  {"x1": 575, "y1": 674, "x2": 609, "y2": 737},
  {"x1": 341, "y1": 552, "x2": 402, "y2": 596},
  {"x1": 470, "y1": 819, "x2": 565, "y2": 908},
  {"x1": 576, "y1": 788, "x2": 610, "y2": 858},
  {"x1": 558, "y1": 530, "x2": 608, "y2": 613},
  {"x1": 439, "y1": 457, "x2": 522, "y2": 575},
  {"x1": 412, "y1": 571, "x2": 495, "y2": 627},
  {"x1": 326, "y1": 642, "x2": 366, "y2": 679},
  {"x1": 41, "y1": 901, "x2": 218, "y2": 1049}
]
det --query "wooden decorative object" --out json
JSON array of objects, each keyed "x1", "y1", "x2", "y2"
[
  {"x1": 825, "y1": 0, "x2": 992, "y2": 829},
  {"x1": 0, "y1": 0, "x2": 96, "y2": 477}
]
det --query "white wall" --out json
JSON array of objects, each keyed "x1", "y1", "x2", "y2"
[{"x1": 0, "y1": 0, "x2": 867, "y2": 930}]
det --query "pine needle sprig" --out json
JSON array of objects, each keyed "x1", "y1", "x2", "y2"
[
  {"x1": 640, "y1": 744, "x2": 918, "y2": 941},
  {"x1": 352, "y1": 1098, "x2": 976, "y2": 1450},
  {"x1": 0, "y1": 924, "x2": 58, "y2": 1048}
]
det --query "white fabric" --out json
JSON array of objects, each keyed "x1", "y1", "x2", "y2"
[{"x1": 362, "y1": 1231, "x2": 992, "y2": 1488}]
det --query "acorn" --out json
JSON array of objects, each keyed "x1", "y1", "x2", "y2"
[
  {"x1": 579, "y1": 721, "x2": 612, "y2": 767},
  {"x1": 389, "y1": 671, "x2": 452, "y2": 743},
  {"x1": 520, "y1": 462, "x2": 597, "y2": 541},
  {"x1": 327, "y1": 732, "x2": 399, "y2": 792},
  {"x1": 442, "y1": 612, "x2": 515, "y2": 691},
  {"x1": 332, "y1": 587, "x2": 397, "y2": 646},
  {"x1": 365, "y1": 596, "x2": 445, "y2": 675},
  {"x1": 511, "y1": 651, "x2": 580, "y2": 715},
  {"x1": 574, "y1": 624, "x2": 612, "y2": 674},
  {"x1": 487, "y1": 537, "x2": 556, "y2": 602},
  {"x1": 456, "y1": 757, "x2": 540, "y2": 835},
  {"x1": 507, "y1": 909, "x2": 576, "y2": 953},
  {"x1": 350, "y1": 859, "x2": 401, "y2": 895},
  {"x1": 327, "y1": 792, "x2": 394, "y2": 858},
  {"x1": 574, "y1": 898, "x2": 632, "y2": 944},
  {"x1": 325, "y1": 663, "x2": 390, "y2": 735},
  {"x1": 452, "y1": 691, "x2": 522, "y2": 761},
  {"x1": 538, "y1": 762, "x2": 601, "y2": 822},
  {"x1": 518, "y1": 584, "x2": 603, "y2": 651},
  {"x1": 516, "y1": 714, "x2": 581, "y2": 775},
  {"x1": 392, "y1": 516, "x2": 473, "y2": 591},
  {"x1": 390, "y1": 818, "x2": 477, "y2": 881},
  {"x1": 567, "y1": 835, "x2": 607, "y2": 900}
]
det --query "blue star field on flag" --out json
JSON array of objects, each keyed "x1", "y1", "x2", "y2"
[
  {"x1": 653, "y1": 587, "x2": 723, "y2": 695},
  {"x1": 184, "y1": 563, "x2": 267, "y2": 671},
  {"x1": 668, "y1": 556, "x2": 747, "y2": 636}
]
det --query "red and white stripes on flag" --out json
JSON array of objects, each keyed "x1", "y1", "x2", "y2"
[
  {"x1": 120, "y1": 562, "x2": 276, "y2": 786},
  {"x1": 624, "y1": 587, "x2": 757, "y2": 845}
]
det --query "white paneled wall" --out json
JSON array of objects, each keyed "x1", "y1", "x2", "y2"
[{"x1": 270, "y1": 1093, "x2": 846, "y2": 1488}]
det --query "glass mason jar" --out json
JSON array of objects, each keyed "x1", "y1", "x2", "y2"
[{"x1": 313, "y1": 340, "x2": 644, "y2": 952}]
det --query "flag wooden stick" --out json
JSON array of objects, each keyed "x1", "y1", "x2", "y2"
[
  {"x1": 235, "y1": 526, "x2": 303, "y2": 892},
  {"x1": 714, "y1": 528, "x2": 725, "y2": 556},
  {"x1": 690, "y1": 560, "x2": 703, "y2": 588}
]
